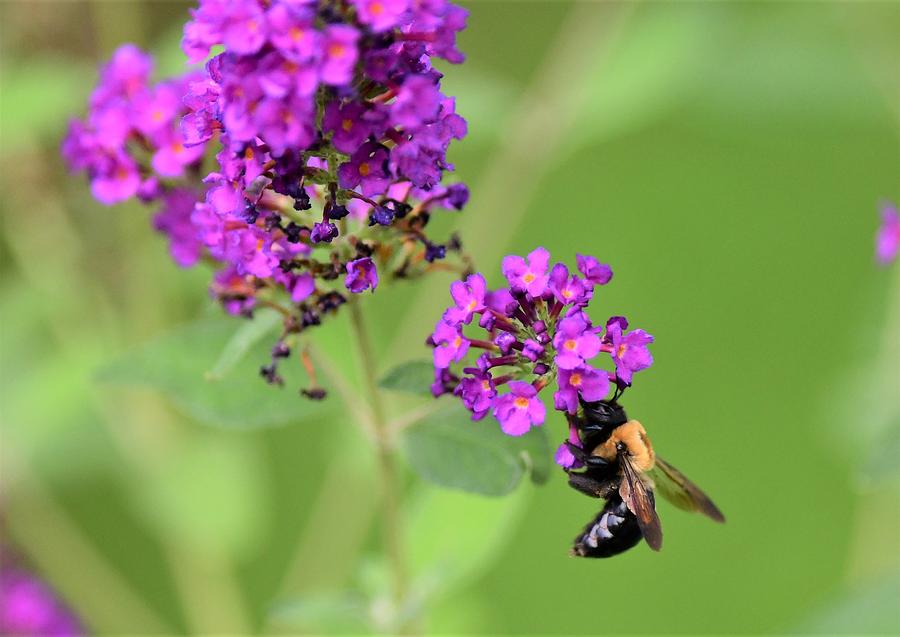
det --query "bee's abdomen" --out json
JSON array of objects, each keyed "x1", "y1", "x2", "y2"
[{"x1": 571, "y1": 494, "x2": 643, "y2": 558}]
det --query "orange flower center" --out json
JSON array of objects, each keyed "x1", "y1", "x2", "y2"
[
  {"x1": 514, "y1": 396, "x2": 530, "y2": 409},
  {"x1": 359, "y1": 162, "x2": 371, "y2": 177},
  {"x1": 341, "y1": 118, "x2": 354, "y2": 132},
  {"x1": 570, "y1": 373, "x2": 582, "y2": 386},
  {"x1": 564, "y1": 339, "x2": 577, "y2": 351},
  {"x1": 523, "y1": 272, "x2": 535, "y2": 284}
]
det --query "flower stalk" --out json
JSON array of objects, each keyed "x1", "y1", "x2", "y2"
[{"x1": 347, "y1": 298, "x2": 409, "y2": 629}]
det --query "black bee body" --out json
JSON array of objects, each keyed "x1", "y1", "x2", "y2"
[
  {"x1": 572, "y1": 492, "x2": 644, "y2": 558},
  {"x1": 564, "y1": 398, "x2": 724, "y2": 559},
  {"x1": 566, "y1": 399, "x2": 645, "y2": 558}
]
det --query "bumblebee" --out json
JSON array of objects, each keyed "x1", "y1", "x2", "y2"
[{"x1": 565, "y1": 399, "x2": 724, "y2": 558}]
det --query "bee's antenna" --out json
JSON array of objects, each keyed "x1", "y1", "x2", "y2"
[{"x1": 611, "y1": 384, "x2": 623, "y2": 403}]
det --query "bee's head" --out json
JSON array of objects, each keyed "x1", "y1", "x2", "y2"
[
  {"x1": 578, "y1": 399, "x2": 628, "y2": 448},
  {"x1": 580, "y1": 399, "x2": 627, "y2": 428}
]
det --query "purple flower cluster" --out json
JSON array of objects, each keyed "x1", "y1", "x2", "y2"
[
  {"x1": 64, "y1": 0, "x2": 471, "y2": 396},
  {"x1": 876, "y1": 201, "x2": 899, "y2": 265},
  {"x1": 0, "y1": 556, "x2": 83, "y2": 637},
  {"x1": 62, "y1": 46, "x2": 206, "y2": 207},
  {"x1": 429, "y1": 248, "x2": 654, "y2": 466},
  {"x1": 175, "y1": 0, "x2": 469, "y2": 295}
]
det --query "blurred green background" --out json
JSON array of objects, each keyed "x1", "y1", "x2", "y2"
[{"x1": 1, "y1": 1, "x2": 899, "y2": 634}]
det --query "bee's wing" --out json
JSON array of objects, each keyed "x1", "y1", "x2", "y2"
[
  {"x1": 649, "y1": 457, "x2": 725, "y2": 523},
  {"x1": 618, "y1": 454, "x2": 663, "y2": 551}
]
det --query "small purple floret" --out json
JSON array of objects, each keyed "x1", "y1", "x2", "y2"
[
  {"x1": 604, "y1": 317, "x2": 654, "y2": 385},
  {"x1": 431, "y1": 320, "x2": 470, "y2": 369},
  {"x1": 502, "y1": 247, "x2": 550, "y2": 298},
  {"x1": 345, "y1": 257, "x2": 379, "y2": 293},
  {"x1": 553, "y1": 313, "x2": 601, "y2": 370},
  {"x1": 444, "y1": 273, "x2": 486, "y2": 325},
  {"x1": 492, "y1": 381, "x2": 545, "y2": 436}
]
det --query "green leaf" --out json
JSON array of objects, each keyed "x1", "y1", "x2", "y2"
[
  {"x1": 97, "y1": 316, "x2": 324, "y2": 429},
  {"x1": 378, "y1": 360, "x2": 435, "y2": 396},
  {"x1": 401, "y1": 401, "x2": 550, "y2": 496},
  {"x1": 206, "y1": 309, "x2": 282, "y2": 380},
  {"x1": 268, "y1": 594, "x2": 370, "y2": 633},
  {"x1": 864, "y1": 421, "x2": 900, "y2": 485},
  {"x1": 560, "y1": 5, "x2": 718, "y2": 157},
  {"x1": 797, "y1": 573, "x2": 900, "y2": 634},
  {"x1": 135, "y1": 435, "x2": 268, "y2": 559},
  {"x1": 406, "y1": 484, "x2": 531, "y2": 605}
]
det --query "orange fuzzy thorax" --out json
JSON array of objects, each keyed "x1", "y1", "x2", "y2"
[{"x1": 592, "y1": 420, "x2": 656, "y2": 472}]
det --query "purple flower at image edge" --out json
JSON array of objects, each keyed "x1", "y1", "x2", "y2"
[
  {"x1": 876, "y1": 201, "x2": 899, "y2": 265},
  {"x1": 0, "y1": 564, "x2": 84, "y2": 637}
]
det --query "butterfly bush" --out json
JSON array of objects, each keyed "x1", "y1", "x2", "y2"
[
  {"x1": 63, "y1": 0, "x2": 470, "y2": 394},
  {"x1": 428, "y1": 247, "x2": 654, "y2": 468}
]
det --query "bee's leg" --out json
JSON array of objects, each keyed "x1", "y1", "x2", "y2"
[
  {"x1": 567, "y1": 472, "x2": 617, "y2": 499},
  {"x1": 565, "y1": 442, "x2": 611, "y2": 468}
]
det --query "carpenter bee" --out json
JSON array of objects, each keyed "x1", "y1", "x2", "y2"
[{"x1": 565, "y1": 399, "x2": 724, "y2": 558}]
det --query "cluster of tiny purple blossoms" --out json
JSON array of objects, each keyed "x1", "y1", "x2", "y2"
[
  {"x1": 428, "y1": 248, "x2": 654, "y2": 468},
  {"x1": 64, "y1": 0, "x2": 470, "y2": 392}
]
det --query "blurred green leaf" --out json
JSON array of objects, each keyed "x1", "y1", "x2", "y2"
[
  {"x1": 206, "y1": 309, "x2": 281, "y2": 380},
  {"x1": 135, "y1": 435, "x2": 267, "y2": 558},
  {"x1": 561, "y1": 5, "x2": 717, "y2": 156},
  {"x1": 378, "y1": 360, "x2": 435, "y2": 396},
  {"x1": 268, "y1": 593, "x2": 370, "y2": 634},
  {"x1": 0, "y1": 57, "x2": 92, "y2": 150},
  {"x1": 406, "y1": 484, "x2": 531, "y2": 606},
  {"x1": 153, "y1": 21, "x2": 190, "y2": 78},
  {"x1": 797, "y1": 573, "x2": 900, "y2": 634},
  {"x1": 401, "y1": 402, "x2": 550, "y2": 496},
  {"x1": 97, "y1": 317, "x2": 324, "y2": 428},
  {"x1": 441, "y1": 69, "x2": 517, "y2": 146},
  {"x1": 864, "y1": 421, "x2": 900, "y2": 485}
]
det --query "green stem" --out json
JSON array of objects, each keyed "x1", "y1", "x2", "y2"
[{"x1": 347, "y1": 298, "x2": 410, "y2": 629}]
